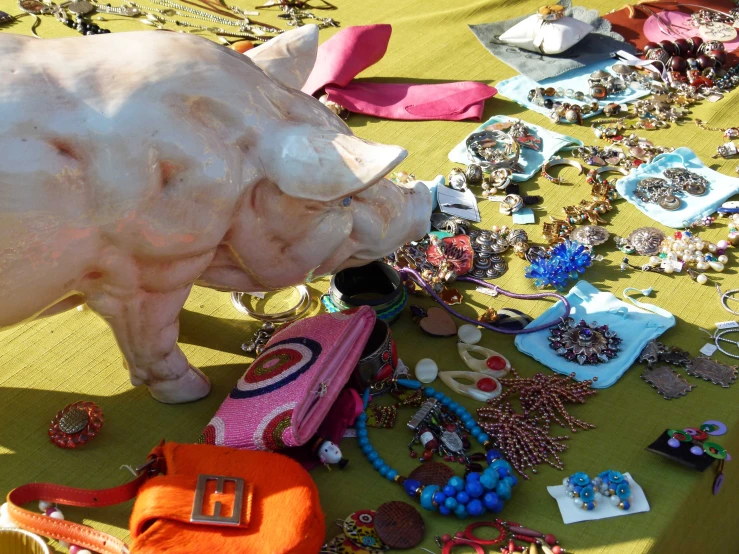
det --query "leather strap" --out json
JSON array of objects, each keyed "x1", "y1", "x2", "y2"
[{"x1": 6, "y1": 458, "x2": 162, "y2": 554}]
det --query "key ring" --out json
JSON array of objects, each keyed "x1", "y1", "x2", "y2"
[
  {"x1": 716, "y1": 285, "x2": 739, "y2": 315},
  {"x1": 715, "y1": 329, "x2": 739, "y2": 359}
]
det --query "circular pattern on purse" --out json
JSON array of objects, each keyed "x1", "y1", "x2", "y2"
[
  {"x1": 231, "y1": 338, "x2": 321, "y2": 399},
  {"x1": 253, "y1": 403, "x2": 295, "y2": 451}
]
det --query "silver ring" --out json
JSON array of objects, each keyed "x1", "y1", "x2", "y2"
[{"x1": 231, "y1": 286, "x2": 311, "y2": 322}]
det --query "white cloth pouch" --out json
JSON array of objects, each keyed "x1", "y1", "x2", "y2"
[{"x1": 499, "y1": 13, "x2": 594, "y2": 55}]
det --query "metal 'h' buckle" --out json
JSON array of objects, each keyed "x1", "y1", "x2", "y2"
[{"x1": 190, "y1": 474, "x2": 245, "y2": 526}]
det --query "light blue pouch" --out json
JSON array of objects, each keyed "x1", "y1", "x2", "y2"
[
  {"x1": 514, "y1": 281, "x2": 675, "y2": 388},
  {"x1": 415, "y1": 175, "x2": 443, "y2": 210},
  {"x1": 615, "y1": 147, "x2": 739, "y2": 228},
  {"x1": 495, "y1": 59, "x2": 651, "y2": 122},
  {"x1": 448, "y1": 115, "x2": 582, "y2": 181}
]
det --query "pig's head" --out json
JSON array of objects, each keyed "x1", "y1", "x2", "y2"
[{"x1": 216, "y1": 26, "x2": 431, "y2": 291}]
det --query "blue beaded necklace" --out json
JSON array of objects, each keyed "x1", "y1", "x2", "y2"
[{"x1": 356, "y1": 379, "x2": 518, "y2": 518}]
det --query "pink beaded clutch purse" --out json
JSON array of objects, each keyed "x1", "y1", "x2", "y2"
[{"x1": 202, "y1": 306, "x2": 376, "y2": 450}]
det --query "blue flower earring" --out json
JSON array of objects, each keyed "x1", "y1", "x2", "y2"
[
  {"x1": 595, "y1": 470, "x2": 633, "y2": 510},
  {"x1": 564, "y1": 472, "x2": 601, "y2": 510}
]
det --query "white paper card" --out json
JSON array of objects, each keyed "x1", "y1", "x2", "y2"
[
  {"x1": 476, "y1": 287, "x2": 499, "y2": 297},
  {"x1": 700, "y1": 343, "x2": 718, "y2": 356},
  {"x1": 437, "y1": 186, "x2": 481, "y2": 222},
  {"x1": 547, "y1": 473, "x2": 650, "y2": 524},
  {"x1": 716, "y1": 321, "x2": 739, "y2": 329}
]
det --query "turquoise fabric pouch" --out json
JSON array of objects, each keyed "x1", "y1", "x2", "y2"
[
  {"x1": 615, "y1": 147, "x2": 739, "y2": 228},
  {"x1": 514, "y1": 281, "x2": 675, "y2": 388},
  {"x1": 448, "y1": 115, "x2": 582, "y2": 182},
  {"x1": 495, "y1": 59, "x2": 650, "y2": 122}
]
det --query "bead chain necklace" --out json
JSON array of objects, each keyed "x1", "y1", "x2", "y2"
[{"x1": 356, "y1": 379, "x2": 519, "y2": 519}]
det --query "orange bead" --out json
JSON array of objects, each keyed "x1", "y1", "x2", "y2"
[{"x1": 232, "y1": 40, "x2": 255, "y2": 53}]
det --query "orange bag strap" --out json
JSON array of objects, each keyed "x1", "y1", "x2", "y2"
[{"x1": 6, "y1": 456, "x2": 163, "y2": 554}]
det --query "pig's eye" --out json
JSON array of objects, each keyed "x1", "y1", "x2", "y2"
[{"x1": 341, "y1": 196, "x2": 352, "y2": 207}]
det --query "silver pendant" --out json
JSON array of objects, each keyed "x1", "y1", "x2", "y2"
[
  {"x1": 684, "y1": 358, "x2": 738, "y2": 387},
  {"x1": 658, "y1": 194, "x2": 681, "y2": 211},
  {"x1": 571, "y1": 225, "x2": 610, "y2": 247},
  {"x1": 628, "y1": 227, "x2": 666, "y2": 256},
  {"x1": 641, "y1": 365, "x2": 696, "y2": 399},
  {"x1": 68, "y1": 0, "x2": 94, "y2": 14},
  {"x1": 18, "y1": 0, "x2": 50, "y2": 14}
]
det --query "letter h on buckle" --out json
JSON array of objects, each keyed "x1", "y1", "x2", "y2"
[{"x1": 190, "y1": 474, "x2": 245, "y2": 526}]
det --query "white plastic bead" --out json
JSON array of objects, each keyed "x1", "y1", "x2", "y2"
[
  {"x1": 696, "y1": 273, "x2": 708, "y2": 285},
  {"x1": 709, "y1": 261, "x2": 725, "y2": 272},
  {"x1": 708, "y1": 243, "x2": 718, "y2": 253},
  {"x1": 415, "y1": 358, "x2": 439, "y2": 384},
  {"x1": 696, "y1": 261, "x2": 709, "y2": 270},
  {"x1": 717, "y1": 240, "x2": 729, "y2": 250},
  {"x1": 594, "y1": 492, "x2": 603, "y2": 501},
  {"x1": 663, "y1": 264, "x2": 674, "y2": 274},
  {"x1": 562, "y1": 477, "x2": 570, "y2": 486},
  {"x1": 648, "y1": 256, "x2": 661, "y2": 266},
  {"x1": 38, "y1": 501, "x2": 51, "y2": 511},
  {"x1": 718, "y1": 255, "x2": 729, "y2": 264},
  {"x1": 77, "y1": 550, "x2": 93, "y2": 554},
  {"x1": 49, "y1": 509, "x2": 64, "y2": 520},
  {"x1": 610, "y1": 495, "x2": 621, "y2": 506},
  {"x1": 58, "y1": 540, "x2": 70, "y2": 549},
  {"x1": 573, "y1": 498, "x2": 584, "y2": 507},
  {"x1": 457, "y1": 324, "x2": 482, "y2": 345}
]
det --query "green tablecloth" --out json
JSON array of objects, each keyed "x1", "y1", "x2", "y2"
[{"x1": 1, "y1": 0, "x2": 738, "y2": 552}]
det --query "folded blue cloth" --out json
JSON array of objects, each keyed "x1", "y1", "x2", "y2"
[
  {"x1": 495, "y1": 59, "x2": 650, "y2": 122},
  {"x1": 514, "y1": 281, "x2": 675, "y2": 388},
  {"x1": 448, "y1": 115, "x2": 582, "y2": 182},
  {"x1": 615, "y1": 147, "x2": 739, "y2": 228}
]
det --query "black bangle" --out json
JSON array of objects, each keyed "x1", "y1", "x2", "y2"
[{"x1": 330, "y1": 262, "x2": 403, "y2": 308}]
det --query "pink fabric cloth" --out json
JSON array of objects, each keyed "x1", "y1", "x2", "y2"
[
  {"x1": 302, "y1": 24, "x2": 496, "y2": 121},
  {"x1": 202, "y1": 307, "x2": 376, "y2": 451},
  {"x1": 326, "y1": 81, "x2": 497, "y2": 121}
]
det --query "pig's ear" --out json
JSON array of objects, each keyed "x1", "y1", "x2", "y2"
[
  {"x1": 264, "y1": 130, "x2": 407, "y2": 201},
  {"x1": 246, "y1": 25, "x2": 318, "y2": 90}
]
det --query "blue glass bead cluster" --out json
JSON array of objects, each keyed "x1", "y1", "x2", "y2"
[
  {"x1": 564, "y1": 470, "x2": 632, "y2": 511},
  {"x1": 356, "y1": 379, "x2": 518, "y2": 518},
  {"x1": 525, "y1": 240, "x2": 592, "y2": 290}
]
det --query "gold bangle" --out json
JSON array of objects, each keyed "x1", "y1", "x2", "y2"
[
  {"x1": 541, "y1": 158, "x2": 584, "y2": 184},
  {"x1": 231, "y1": 286, "x2": 311, "y2": 322}
]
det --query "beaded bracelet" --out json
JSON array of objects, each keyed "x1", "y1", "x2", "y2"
[
  {"x1": 356, "y1": 379, "x2": 518, "y2": 518},
  {"x1": 541, "y1": 158, "x2": 584, "y2": 184}
]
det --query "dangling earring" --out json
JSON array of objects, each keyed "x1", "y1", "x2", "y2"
[{"x1": 457, "y1": 343, "x2": 511, "y2": 378}]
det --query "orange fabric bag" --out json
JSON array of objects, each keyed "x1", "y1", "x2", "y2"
[{"x1": 7, "y1": 442, "x2": 325, "y2": 554}]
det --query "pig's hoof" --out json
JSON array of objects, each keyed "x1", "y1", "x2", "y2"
[{"x1": 148, "y1": 365, "x2": 211, "y2": 404}]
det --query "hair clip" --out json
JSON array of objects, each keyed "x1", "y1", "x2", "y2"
[{"x1": 541, "y1": 158, "x2": 584, "y2": 184}]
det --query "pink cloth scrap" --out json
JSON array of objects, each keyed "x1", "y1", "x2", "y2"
[
  {"x1": 326, "y1": 81, "x2": 497, "y2": 121},
  {"x1": 303, "y1": 24, "x2": 496, "y2": 121}
]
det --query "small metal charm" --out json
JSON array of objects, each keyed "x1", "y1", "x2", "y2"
[
  {"x1": 241, "y1": 322, "x2": 277, "y2": 355},
  {"x1": 628, "y1": 227, "x2": 666, "y2": 256},
  {"x1": 571, "y1": 225, "x2": 610, "y2": 247},
  {"x1": 641, "y1": 365, "x2": 696, "y2": 399},
  {"x1": 684, "y1": 358, "x2": 738, "y2": 387},
  {"x1": 67, "y1": 0, "x2": 94, "y2": 14}
]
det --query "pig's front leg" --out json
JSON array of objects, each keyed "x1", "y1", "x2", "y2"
[{"x1": 88, "y1": 282, "x2": 210, "y2": 404}]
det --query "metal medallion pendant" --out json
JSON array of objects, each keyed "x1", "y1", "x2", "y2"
[
  {"x1": 18, "y1": 0, "x2": 50, "y2": 14},
  {"x1": 684, "y1": 182, "x2": 707, "y2": 196},
  {"x1": 658, "y1": 194, "x2": 681, "y2": 211},
  {"x1": 440, "y1": 430, "x2": 465, "y2": 454},
  {"x1": 641, "y1": 365, "x2": 696, "y2": 399},
  {"x1": 628, "y1": 227, "x2": 666, "y2": 255},
  {"x1": 548, "y1": 318, "x2": 622, "y2": 365},
  {"x1": 68, "y1": 0, "x2": 94, "y2": 14},
  {"x1": 571, "y1": 225, "x2": 610, "y2": 247},
  {"x1": 684, "y1": 358, "x2": 738, "y2": 387}
]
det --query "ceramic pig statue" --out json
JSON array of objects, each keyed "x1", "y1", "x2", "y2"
[{"x1": 0, "y1": 27, "x2": 431, "y2": 403}]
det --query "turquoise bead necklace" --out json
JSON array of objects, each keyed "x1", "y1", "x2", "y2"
[{"x1": 356, "y1": 379, "x2": 518, "y2": 518}]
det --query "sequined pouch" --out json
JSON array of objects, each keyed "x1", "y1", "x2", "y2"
[{"x1": 202, "y1": 307, "x2": 377, "y2": 450}]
